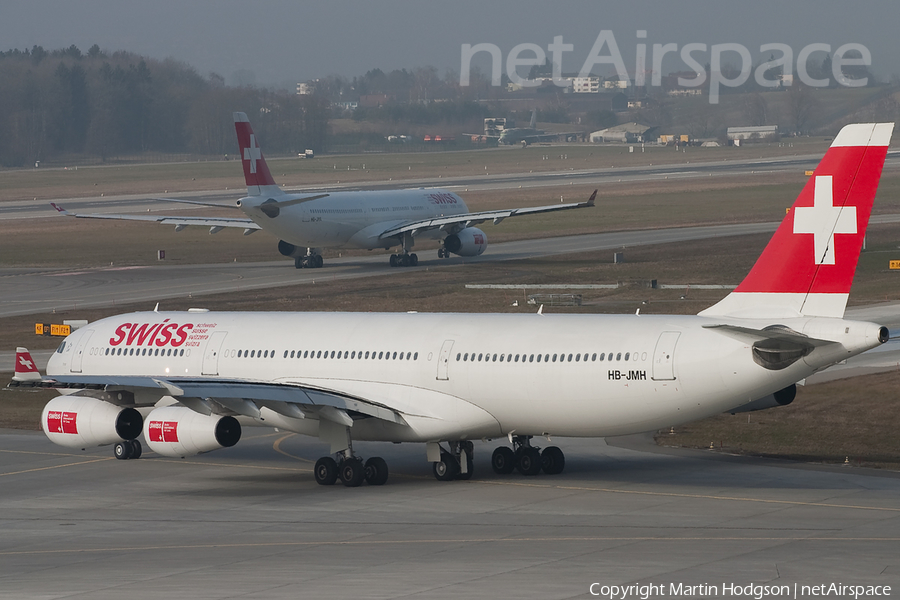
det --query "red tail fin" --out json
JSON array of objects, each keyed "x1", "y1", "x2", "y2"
[
  {"x1": 13, "y1": 347, "x2": 41, "y2": 381},
  {"x1": 701, "y1": 123, "x2": 893, "y2": 318},
  {"x1": 233, "y1": 112, "x2": 280, "y2": 196}
]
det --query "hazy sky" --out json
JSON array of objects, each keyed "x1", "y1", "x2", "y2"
[{"x1": 4, "y1": 1, "x2": 899, "y2": 87}]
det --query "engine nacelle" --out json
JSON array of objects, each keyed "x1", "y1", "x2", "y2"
[
  {"x1": 444, "y1": 227, "x2": 487, "y2": 257},
  {"x1": 143, "y1": 406, "x2": 241, "y2": 457},
  {"x1": 277, "y1": 240, "x2": 306, "y2": 259},
  {"x1": 728, "y1": 384, "x2": 796, "y2": 414},
  {"x1": 41, "y1": 396, "x2": 143, "y2": 449}
]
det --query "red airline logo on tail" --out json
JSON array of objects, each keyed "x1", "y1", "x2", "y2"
[
  {"x1": 234, "y1": 112, "x2": 277, "y2": 189},
  {"x1": 734, "y1": 125, "x2": 891, "y2": 296}
]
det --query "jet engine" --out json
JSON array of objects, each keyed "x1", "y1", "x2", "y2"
[
  {"x1": 444, "y1": 227, "x2": 487, "y2": 257},
  {"x1": 277, "y1": 240, "x2": 306, "y2": 258},
  {"x1": 728, "y1": 384, "x2": 796, "y2": 414},
  {"x1": 143, "y1": 405, "x2": 241, "y2": 457},
  {"x1": 41, "y1": 396, "x2": 143, "y2": 449}
]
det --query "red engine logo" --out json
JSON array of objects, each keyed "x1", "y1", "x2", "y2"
[
  {"x1": 474, "y1": 233, "x2": 485, "y2": 245},
  {"x1": 47, "y1": 411, "x2": 78, "y2": 434},
  {"x1": 148, "y1": 421, "x2": 179, "y2": 443}
]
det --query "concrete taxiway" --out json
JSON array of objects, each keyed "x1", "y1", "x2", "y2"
[{"x1": 0, "y1": 427, "x2": 897, "y2": 599}]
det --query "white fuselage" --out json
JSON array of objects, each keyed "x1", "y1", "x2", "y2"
[
  {"x1": 47, "y1": 311, "x2": 884, "y2": 444},
  {"x1": 240, "y1": 189, "x2": 468, "y2": 249}
]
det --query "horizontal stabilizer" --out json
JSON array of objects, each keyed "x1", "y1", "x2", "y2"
[{"x1": 702, "y1": 324, "x2": 835, "y2": 349}]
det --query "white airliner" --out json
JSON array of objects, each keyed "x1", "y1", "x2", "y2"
[
  {"x1": 52, "y1": 112, "x2": 595, "y2": 269},
  {"x1": 13, "y1": 123, "x2": 892, "y2": 487}
]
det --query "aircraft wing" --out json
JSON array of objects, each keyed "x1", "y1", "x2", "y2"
[
  {"x1": 12, "y1": 374, "x2": 410, "y2": 426},
  {"x1": 378, "y1": 189, "x2": 596, "y2": 239},
  {"x1": 50, "y1": 202, "x2": 261, "y2": 233}
]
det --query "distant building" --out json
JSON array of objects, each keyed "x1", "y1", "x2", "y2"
[
  {"x1": 296, "y1": 80, "x2": 320, "y2": 95},
  {"x1": 359, "y1": 94, "x2": 392, "y2": 108},
  {"x1": 603, "y1": 79, "x2": 629, "y2": 89},
  {"x1": 590, "y1": 122, "x2": 655, "y2": 143},
  {"x1": 727, "y1": 125, "x2": 778, "y2": 140},
  {"x1": 570, "y1": 76, "x2": 600, "y2": 93}
]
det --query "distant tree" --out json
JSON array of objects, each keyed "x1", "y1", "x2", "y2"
[
  {"x1": 87, "y1": 44, "x2": 102, "y2": 59},
  {"x1": 30, "y1": 45, "x2": 47, "y2": 64},
  {"x1": 742, "y1": 92, "x2": 768, "y2": 126},
  {"x1": 786, "y1": 83, "x2": 817, "y2": 134},
  {"x1": 585, "y1": 109, "x2": 617, "y2": 130}
]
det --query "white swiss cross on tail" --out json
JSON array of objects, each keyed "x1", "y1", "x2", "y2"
[
  {"x1": 793, "y1": 175, "x2": 856, "y2": 266},
  {"x1": 233, "y1": 112, "x2": 278, "y2": 194},
  {"x1": 700, "y1": 122, "x2": 894, "y2": 319},
  {"x1": 243, "y1": 134, "x2": 261, "y2": 174},
  {"x1": 13, "y1": 347, "x2": 41, "y2": 381}
]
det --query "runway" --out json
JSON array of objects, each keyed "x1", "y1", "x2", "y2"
[
  {"x1": 7, "y1": 151, "x2": 898, "y2": 220},
  {"x1": 0, "y1": 427, "x2": 897, "y2": 598}
]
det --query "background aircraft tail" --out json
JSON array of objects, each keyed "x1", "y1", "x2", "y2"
[
  {"x1": 13, "y1": 347, "x2": 41, "y2": 382},
  {"x1": 700, "y1": 122, "x2": 893, "y2": 319},
  {"x1": 233, "y1": 112, "x2": 283, "y2": 197},
  {"x1": 529, "y1": 110, "x2": 536, "y2": 129}
]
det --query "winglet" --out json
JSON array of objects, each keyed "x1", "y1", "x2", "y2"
[
  {"x1": 13, "y1": 347, "x2": 41, "y2": 382},
  {"x1": 50, "y1": 202, "x2": 69, "y2": 216}
]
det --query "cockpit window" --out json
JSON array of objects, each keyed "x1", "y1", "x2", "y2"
[{"x1": 56, "y1": 341, "x2": 66, "y2": 353}]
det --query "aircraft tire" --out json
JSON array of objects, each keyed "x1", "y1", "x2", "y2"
[
  {"x1": 456, "y1": 459, "x2": 474, "y2": 480},
  {"x1": 314, "y1": 457, "x2": 338, "y2": 485},
  {"x1": 541, "y1": 446, "x2": 565, "y2": 475},
  {"x1": 433, "y1": 452, "x2": 459, "y2": 481},
  {"x1": 314, "y1": 255, "x2": 324, "y2": 268},
  {"x1": 410, "y1": 253, "x2": 418, "y2": 266},
  {"x1": 364, "y1": 457, "x2": 389, "y2": 486},
  {"x1": 491, "y1": 447, "x2": 516, "y2": 474},
  {"x1": 389, "y1": 254, "x2": 398, "y2": 267},
  {"x1": 130, "y1": 439, "x2": 142, "y2": 460},
  {"x1": 294, "y1": 257, "x2": 304, "y2": 269},
  {"x1": 516, "y1": 447, "x2": 542, "y2": 476},
  {"x1": 114, "y1": 441, "x2": 132, "y2": 460},
  {"x1": 339, "y1": 458, "x2": 364, "y2": 487}
]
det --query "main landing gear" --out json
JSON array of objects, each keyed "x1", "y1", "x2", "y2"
[
  {"x1": 431, "y1": 441, "x2": 475, "y2": 481},
  {"x1": 491, "y1": 435, "x2": 565, "y2": 476},
  {"x1": 114, "y1": 439, "x2": 142, "y2": 460},
  {"x1": 389, "y1": 253, "x2": 418, "y2": 267},
  {"x1": 294, "y1": 252, "x2": 324, "y2": 269},
  {"x1": 389, "y1": 232, "x2": 419, "y2": 268},
  {"x1": 314, "y1": 438, "x2": 389, "y2": 488},
  {"x1": 437, "y1": 247, "x2": 451, "y2": 259}
]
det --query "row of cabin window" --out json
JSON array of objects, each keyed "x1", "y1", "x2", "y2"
[
  {"x1": 455, "y1": 351, "x2": 642, "y2": 364},
  {"x1": 96, "y1": 347, "x2": 186, "y2": 357},
  {"x1": 285, "y1": 349, "x2": 419, "y2": 361},
  {"x1": 229, "y1": 349, "x2": 420, "y2": 361}
]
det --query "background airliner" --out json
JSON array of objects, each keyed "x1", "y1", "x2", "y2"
[
  {"x1": 52, "y1": 112, "x2": 595, "y2": 268},
  {"x1": 14, "y1": 123, "x2": 892, "y2": 487}
]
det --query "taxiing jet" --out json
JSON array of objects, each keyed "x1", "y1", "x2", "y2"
[
  {"x1": 52, "y1": 112, "x2": 595, "y2": 269},
  {"x1": 13, "y1": 123, "x2": 892, "y2": 487}
]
